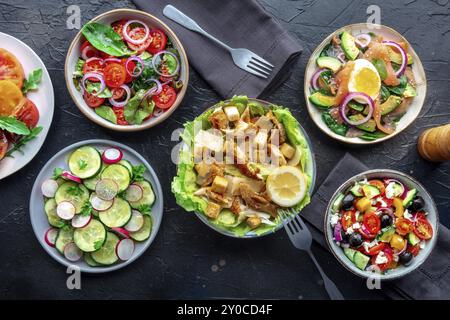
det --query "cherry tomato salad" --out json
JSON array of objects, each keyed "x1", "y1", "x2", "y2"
[
  {"x1": 330, "y1": 177, "x2": 433, "y2": 273},
  {"x1": 73, "y1": 20, "x2": 183, "y2": 126},
  {"x1": 40, "y1": 145, "x2": 155, "y2": 266}
]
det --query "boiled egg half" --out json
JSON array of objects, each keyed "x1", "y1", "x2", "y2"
[{"x1": 348, "y1": 59, "x2": 381, "y2": 102}]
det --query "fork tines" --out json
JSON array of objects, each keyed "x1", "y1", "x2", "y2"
[{"x1": 247, "y1": 57, "x2": 274, "y2": 78}]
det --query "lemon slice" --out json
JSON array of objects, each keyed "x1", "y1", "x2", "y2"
[{"x1": 266, "y1": 166, "x2": 307, "y2": 207}]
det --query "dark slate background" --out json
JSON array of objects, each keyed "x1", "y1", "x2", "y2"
[{"x1": 0, "y1": 0, "x2": 449, "y2": 300}]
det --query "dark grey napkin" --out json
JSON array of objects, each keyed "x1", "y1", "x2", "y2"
[
  {"x1": 301, "y1": 153, "x2": 450, "y2": 300},
  {"x1": 131, "y1": 0, "x2": 302, "y2": 98}
]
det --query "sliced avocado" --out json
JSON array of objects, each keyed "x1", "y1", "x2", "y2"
[
  {"x1": 402, "y1": 189, "x2": 417, "y2": 208},
  {"x1": 332, "y1": 193, "x2": 344, "y2": 211},
  {"x1": 408, "y1": 232, "x2": 421, "y2": 246},
  {"x1": 344, "y1": 248, "x2": 357, "y2": 262},
  {"x1": 348, "y1": 114, "x2": 376, "y2": 133},
  {"x1": 362, "y1": 184, "x2": 381, "y2": 198},
  {"x1": 353, "y1": 251, "x2": 370, "y2": 270},
  {"x1": 316, "y1": 56, "x2": 342, "y2": 73},
  {"x1": 380, "y1": 95, "x2": 402, "y2": 115},
  {"x1": 309, "y1": 92, "x2": 336, "y2": 108},
  {"x1": 341, "y1": 31, "x2": 360, "y2": 60},
  {"x1": 388, "y1": 47, "x2": 413, "y2": 65},
  {"x1": 348, "y1": 101, "x2": 365, "y2": 112},
  {"x1": 95, "y1": 106, "x2": 117, "y2": 124},
  {"x1": 403, "y1": 83, "x2": 417, "y2": 98},
  {"x1": 378, "y1": 226, "x2": 396, "y2": 243},
  {"x1": 350, "y1": 184, "x2": 363, "y2": 197}
]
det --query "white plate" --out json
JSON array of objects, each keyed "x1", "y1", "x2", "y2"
[
  {"x1": 29, "y1": 139, "x2": 164, "y2": 273},
  {"x1": 304, "y1": 23, "x2": 427, "y2": 145},
  {"x1": 0, "y1": 32, "x2": 54, "y2": 180}
]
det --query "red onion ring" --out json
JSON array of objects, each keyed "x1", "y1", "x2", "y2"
[
  {"x1": 376, "y1": 207, "x2": 395, "y2": 218},
  {"x1": 310, "y1": 68, "x2": 326, "y2": 90},
  {"x1": 339, "y1": 92, "x2": 374, "y2": 126},
  {"x1": 81, "y1": 45, "x2": 97, "y2": 60},
  {"x1": 152, "y1": 51, "x2": 180, "y2": 77},
  {"x1": 81, "y1": 72, "x2": 105, "y2": 96},
  {"x1": 143, "y1": 78, "x2": 162, "y2": 98},
  {"x1": 382, "y1": 40, "x2": 407, "y2": 76},
  {"x1": 125, "y1": 56, "x2": 144, "y2": 77},
  {"x1": 123, "y1": 20, "x2": 150, "y2": 45},
  {"x1": 108, "y1": 84, "x2": 131, "y2": 108},
  {"x1": 85, "y1": 57, "x2": 104, "y2": 65},
  {"x1": 153, "y1": 108, "x2": 164, "y2": 118},
  {"x1": 334, "y1": 222, "x2": 343, "y2": 242},
  {"x1": 355, "y1": 34, "x2": 372, "y2": 48},
  {"x1": 104, "y1": 57, "x2": 122, "y2": 64},
  {"x1": 384, "y1": 178, "x2": 406, "y2": 197},
  {"x1": 394, "y1": 240, "x2": 408, "y2": 256}
]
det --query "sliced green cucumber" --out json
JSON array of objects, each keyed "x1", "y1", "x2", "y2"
[
  {"x1": 55, "y1": 227, "x2": 74, "y2": 254},
  {"x1": 129, "y1": 180, "x2": 155, "y2": 209},
  {"x1": 44, "y1": 198, "x2": 65, "y2": 228},
  {"x1": 130, "y1": 215, "x2": 152, "y2": 242},
  {"x1": 91, "y1": 232, "x2": 119, "y2": 265},
  {"x1": 99, "y1": 197, "x2": 132, "y2": 228},
  {"x1": 378, "y1": 226, "x2": 396, "y2": 242},
  {"x1": 68, "y1": 146, "x2": 102, "y2": 179},
  {"x1": 350, "y1": 183, "x2": 363, "y2": 197},
  {"x1": 85, "y1": 253, "x2": 102, "y2": 267},
  {"x1": 344, "y1": 247, "x2": 357, "y2": 262},
  {"x1": 408, "y1": 232, "x2": 421, "y2": 246},
  {"x1": 118, "y1": 160, "x2": 133, "y2": 177},
  {"x1": 55, "y1": 182, "x2": 90, "y2": 213},
  {"x1": 101, "y1": 164, "x2": 130, "y2": 193},
  {"x1": 332, "y1": 193, "x2": 344, "y2": 212},
  {"x1": 73, "y1": 219, "x2": 106, "y2": 252},
  {"x1": 353, "y1": 251, "x2": 370, "y2": 270}
]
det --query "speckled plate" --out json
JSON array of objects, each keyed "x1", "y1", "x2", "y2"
[
  {"x1": 304, "y1": 23, "x2": 427, "y2": 145},
  {"x1": 29, "y1": 139, "x2": 163, "y2": 273}
]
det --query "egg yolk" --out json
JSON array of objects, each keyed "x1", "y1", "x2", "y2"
[{"x1": 353, "y1": 67, "x2": 380, "y2": 97}]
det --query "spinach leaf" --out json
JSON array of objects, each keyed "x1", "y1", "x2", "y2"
[
  {"x1": 0, "y1": 117, "x2": 30, "y2": 135},
  {"x1": 359, "y1": 131, "x2": 387, "y2": 141},
  {"x1": 387, "y1": 75, "x2": 407, "y2": 96},
  {"x1": 81, "y1": 22, "x2": 135, "y2": 57},
  {"x1": 380, "y1": 85, "x2": 391, "y2": 102},
  {"x1": 22, "y1": 69, "x2": 43, "y2": 94},
  {"x1": 73, "y1": 58, "x2": 85, "y2": 78},
  {"x1": 320, "y1": 43, "x2": 332, "y2": 57},
  {"x1": 372, "y1": 59, "x2": 387, "y2": 80},
  {"x1": 124, "y1": 89, "x2": 146, "y2": 124},
  {"x1": 132, "y1": 58, "x2": 157, "y2": 92},
  {"x1": 85, "y1": 81, "x2": 112, "y2": 98},
  {"x1": 321, "y1": 112, "x2": 348, "y2": 136}
]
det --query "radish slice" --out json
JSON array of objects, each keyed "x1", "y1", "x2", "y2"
[
  {"x1": 71, "y1": 214, "x2": 92, "y2": 228},
  {"x1": 124, "y1": 210, "x2": 144, "y2": 232},
  {"x1": 56, "y1": 201, "x2": 76, "y2": 220},
  {"x1": 62, "y1": 171, "x2": 82, "y2": 183},
  {"x1": 95, "y1": 178, "x2": 118, "y2": 201},
  {"x1": 111, "y1": 227, "x2": 130, "y2": 239},
  {"x1": 90, "y1": 194, "x2": 114, "y2": 211},
  {"x1": 125, "y1": 184, "x2": 143, "y2": 202},
  {"x1": 44, "y1": 228, "x2": 58, "y2": 247},
  {"x1": 64, "y1": 242, "x2": 83, "y2": 262},
  {"x1": 41, "y1": 179, "x2": 59, "y2": 198},
  {"x1": 116, "y1": 238, "x2": 135, "y2": 261},
  {"x1": 102, "y1": 148, "x2": 123, "y2": 164}
]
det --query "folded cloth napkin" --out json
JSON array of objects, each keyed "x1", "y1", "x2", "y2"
[
  {"x1": 132, "y1": 0, "x2": 302, "y2": 98},
  {"x1": 301, "y1": 153, "x2": 450, "y2": 300}
]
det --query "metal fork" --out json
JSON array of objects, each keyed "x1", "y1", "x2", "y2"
[
  {"x1": 163, "y1": 5, "x2": 274, "y2": 78},
  {"x1": 280, "y1": 209, "x2": 344, "y2": 300}
]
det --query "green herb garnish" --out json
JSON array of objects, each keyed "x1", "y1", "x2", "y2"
[{"x1": 22, "y1": 68, "x2": 43, "y2": 94}]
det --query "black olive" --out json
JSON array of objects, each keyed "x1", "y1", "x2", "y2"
[
  {"x1": 381, "y1": 214, "x2": 393, "y2": 228},
  {"x1": 399, "y1": 251, "x2": 413, "y2": 266},
  {"x1": 342, "y1": 194, "x2": 355, "y2": 210},
  {"x1": 341, "y1": 232, "x2": 350, "y2": 243},
  {"x1": 408, "y1": 196, "x2": 425, "y2": 212},
  {"x1": 349, "y1": 233, "x2": 363, "y2": 248}
]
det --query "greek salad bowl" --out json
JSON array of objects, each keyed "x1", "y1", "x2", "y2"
[
  {"x1": 325, "y1": 169, "x2": 438, "y2": 280},
  {"x1": 304, "y1": 23, "x2": 426, "y2": 144},
  {"x1": 65, "y1": 9, "x2": 189, "y2": 132}
]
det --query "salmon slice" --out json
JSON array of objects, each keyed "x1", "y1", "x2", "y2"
[
  {"x1": 334, "y1": 61, "x2": 354, "y2": 105},
  {"x1": 364, "y1": 42, "x2": 400, "y2": 86}
]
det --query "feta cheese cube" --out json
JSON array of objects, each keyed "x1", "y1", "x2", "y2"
[
  {"x1": 280, "y1": 143, "x2": 295, "y2": 159},
  {"x1": 330, "y1": 214, "x2": 339, "y2": 227},
  {"x1": 211, "y1": 176, "x2": 228, "y2": 194},
  {"x1": 375, "y1": 251, "x2": 388, "y2": 264},
  {"x1": 223, "y1": 106, "x2": 240, "y2": 122},
  {"x1": 346, "y1": 227, "x2": 354, "y2": 235}
]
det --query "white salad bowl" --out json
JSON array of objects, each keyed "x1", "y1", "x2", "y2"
[
  {"x1": 29, "y1": 139, "x2": 164, "y2": 273},
  {"x1": 64, "y1": 9, "x2": 189, "y2": 132},
  {"x1": 324, "y1": 169, "x2": 439, "y2": 280},
  {"x1": 304, "y1": 23, "x2": 427, "y2": 145}
]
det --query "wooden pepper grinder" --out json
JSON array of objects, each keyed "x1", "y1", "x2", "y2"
[{"x1": 418, "y1": 124, "x2": 450, "y2": 162}]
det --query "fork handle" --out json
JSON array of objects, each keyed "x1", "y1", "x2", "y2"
[
  {"x1": 307, "y1": 250, "x2": 345, "y2": 300},
  {"x1": 163, "y1": 5, "x2": 232, "y2": 51}
]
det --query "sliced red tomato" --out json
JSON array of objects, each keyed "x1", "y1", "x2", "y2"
[
  {"x1": 414, "y1": 218, "x2": 433, "y2": 240},
  {"x1": 395, "y1": 217, "x2": 413, "y2": 236},
  {"x1": 15, "y1": 98, "x2": 39, "y2": 128},
  {"x1": 361, "y1": 242, "x2": 385, "y2": 256},
  {"x1": 340, "y1": 210, "x2": 356, "y2": 231},
  {"x1": 80, "y1": 41, "x2": 99, "y2": 59},
  {"x1": 0, "y1": 48, "x2": 24, "y2": 88},
  {"x1": 363, "y1": 212, "x2": 381, "y2": 235},
  {"x1": 103, "y1": 63, "x2": 126, "y2": 88},
  {"x1": 83, "y1": 58, "x2": 104, "y2": 82},
  {"x1": 121, "y1": 58, "x2": 135, "y2": 83},
  {"x1": 126, "y1": 27, "x2": 152, "y2": 53},
  {"x1": 371, "y1": 248, "x2": 394, "y2": 271},
  {"x1": 415, "y1": 211, "x2": 427, "y2": 220},
  {"x1": 147, "y1": 29, "x2": 167, "y2": 54},
  {"x1": 0, "y1": 130, "x2": 8, "y2": 160},
  {"x1": 407, "y1": 244, "x2": 420, "y2": 257},
  {"x1": 83, "y1": 91, "x2": 104, "y2": 108},
  {"x1": 112, "y1": 87, "x2": 126, "y2": 100},
  {"x1": 369, "y1": 179, "x2": 385, "y2": 195},
  {"x1": 112, "y1": 20, "x2": 128, "y2": 40},
  {"x1": 152, "y1": 85, "x2": 176, "y2": 110},
  {"x1": 112, "y1": 107, "x2": 128, "y2": 125}
]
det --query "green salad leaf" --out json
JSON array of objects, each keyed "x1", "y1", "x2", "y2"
[
  {"x1": 0, "y1": 117, "x2": 30, "y2": 135},
  {"x1": 22, "y1": 68, "x2": 43, "y2": 94},
  {"x1": 321, "y1": 112, "x2": 348, "y2": 136},
  {"x1": 85, "y1": 81, "x2": 112, "y2": 98},
  {"x1": 73, "y1": 58, "x2": 85, "y2": 78}
]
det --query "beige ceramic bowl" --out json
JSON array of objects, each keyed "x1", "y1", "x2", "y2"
[
  {"x1": 304, "y1": 23, "x2": 427, "y2": 144},
  {"x1": 65, "y1": 9, "x2": 189, "y2": 132}
]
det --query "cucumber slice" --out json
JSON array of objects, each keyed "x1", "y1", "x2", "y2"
[
  {"x1": 129, "y1": 215, "x2": 152, "y2": 242},
  {"x1": 91, "y1": 232, "x2": 120, "y2": 265},
  {"x1": 408, "y1": 232, "x2": 421, "y2": 246},
  {"x1": 344, "y1": 247, "x2": 357, "y2": 262},
  {"x1": 350, "y1": 183, "x2": 363, "y2": 197},
  {"x1": 55, "y1": 182, "x2": 90, "y2": 213},
  {"x1": 68, "y1": 146, "x2": 102, "y2": 179},
  {"x1": 118, "y1": 160, "x2": 133, "y2": 177},
  {"x1": 101, "y1": 164, "x2": 131, "y2": 193},
  {"x1": 332, "y1": 193, "x2": 344, "y2": 212},
  {"x1": 73, "y1": 219, "x2": 106, "y2": 252},
  {"x1": 353, "y1": 251, "x2": 370, "y2": 270},
  {"x1": 44, "y1": 198, "x2": 66, "y2": 228},
  {"x1": 129, "y1": 180, "x2": 155, "y2": 209},
  {"x1": 85, "y1": 253, "x2": 102, "y2": 267},
  {"x1": 378, "y1": 226, "x2": 396, "y2": 242},
  {"x1": 99, "y1": 197, "x2": 132, "y2": 228},
  {"x1": 55, "y1": 227, "x2": 74, "y2": 254},
  {"x1": 83, "y1": 163, "x2": 106, "y2": 191}
]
